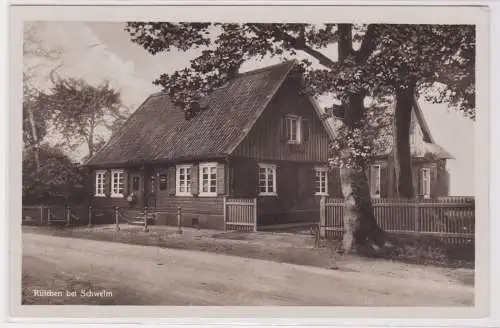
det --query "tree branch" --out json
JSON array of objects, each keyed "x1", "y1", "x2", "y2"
[
  {"x1": 248, "y1": 24, "x2": 336, "y2": 69},
  {"x1": 354, "y1": 24, "x2": 379, "y2": 63}
]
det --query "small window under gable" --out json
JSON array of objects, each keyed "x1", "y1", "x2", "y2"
[
  {"x1": 95, "y1": 170, "x2": 106, "y2": 197},
  {"x1": 285, "y1": 114, "x2": 302, "y2": 144},
  {"x1": 370, "y1": 164, "x2": 381, "y2": 198},
  {"x1": 258, "y1": 163, "x2": 277, "y2": 196},
  {"x1": 199, "y1": 162, "x2": 217, "y2": 196},
  {"x1": 111, "y1": 169, "x2": 125, "y2": 198},
  {"x1": 176, "y1": 164, "x2": 192, "y2": 196}
]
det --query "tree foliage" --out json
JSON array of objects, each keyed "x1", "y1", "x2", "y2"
[
  {"x1": 36, "y1": 78, "x2": 125, "y2": 158},
  {"x1": 23, "y1": 145, "x2": 87, "y2": 205},
  {"x1": 125, "y1": 22, "x2": 474, "y2": 150},
  {"x1": 125, "y1": 22, "x2": 475, "y2": 251}
]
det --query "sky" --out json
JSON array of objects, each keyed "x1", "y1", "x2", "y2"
[{"x1": 24, "y1": 22, "x2": 475, "y2": 196}]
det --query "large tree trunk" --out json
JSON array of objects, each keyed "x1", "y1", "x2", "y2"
[
  {"x1": 393, "y1": 81, "x2": 416, "y2": 198},
  {"x1": 340, "y1": 92, "x2": 386, "y2": 254},
  {"x1": 340, "y1": 167, "x2": 386, "y2": 253},
  {"x1": 336, "y1": 24, "x2": 386, "y2": 254},
  {"x1": 27, "y1": 105, "x2": 40, "y2": 171}
]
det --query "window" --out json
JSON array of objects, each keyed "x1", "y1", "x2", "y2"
[
  {"x1": 199, "y1": 163, "x2": 217, "y2": 196},
  {"x1": 258, "y1": 163, "x2": 277, "y2": 196},
  {"x1": 159, "y1": 174, "x2": 167, "y2": 190},
  {"x1": 95, "y1": 170, "x2": 105, "y2": 197},
  {"x1": 176, "y1": 165, "x2": 192, "y2": 196},
  {"x1": 111, "y1": 169, "x2": 125, "y2": 198},
  {"x1": 421, "y1": 168, "x2": 431, "y2": 198},
  {"x1": 370, "y1": 165, "x2": 381, "y2": 198},
  {"x1": 315, "y1": 167, "x2": 328, "y2": 195},
  {"x1": 132, "y1": 176, "x2": 140, "y2": 191},
  {"x1": 285, "y1": 115, "x2": 302, "y2": 144}
]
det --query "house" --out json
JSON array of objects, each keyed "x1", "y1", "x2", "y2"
[
  {"x1": 85, "y1": 61, "x2": 338, "y2": 229},
  {"x1": 365, "y1": 98, "x2": 453, "y2": 199},
  {"x1": 85, "y1": 60, "x2": 452, "y2": 230}
]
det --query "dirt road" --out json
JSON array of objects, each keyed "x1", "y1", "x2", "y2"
[{"x1": 22, "y1": 232, "x2": 473, "y2": 306}]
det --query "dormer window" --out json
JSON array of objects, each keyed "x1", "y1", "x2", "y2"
[{"x1": 285, "y1": 115, "x2": 302, "y2": 144}]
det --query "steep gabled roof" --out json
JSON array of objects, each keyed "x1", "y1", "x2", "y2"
[
  {"x1": 376, "y1": 97, "x2": 454, "y2": 160},
  {"x1": 86, "y1": 61, "x2": 295, "y2": 167}
]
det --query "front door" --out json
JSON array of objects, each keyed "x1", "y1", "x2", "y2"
[
  {"x1": 144, "y1": 169, "x2": 157, "y2": 211},
  {"x1": 129, "y1": 173, "x2": 144, "y2": 207}
]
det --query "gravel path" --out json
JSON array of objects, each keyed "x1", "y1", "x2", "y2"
[{"x1": 22, "y1": 232, "x2": 473, "y2": 306}]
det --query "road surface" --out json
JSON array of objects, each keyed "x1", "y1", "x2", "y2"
[{"x1": 22, "y1": 232, "x2": 473, "y2": 306}]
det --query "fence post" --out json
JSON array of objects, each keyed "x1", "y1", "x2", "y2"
[
  {"x1": 39, "y1": 205, "x2": 44, "y2": 225},
  {"x1": 47, "y1": 208, "x2": 51, "y2": 226},
  {"x1": 115, "y1": 206, "x2": 120, "y2": 231},
  {"x1": 223, "y1": 196, "x2": 227, "y2": 231},
  {"x1": 88, "y1": 205, "x2": 92, "y2": 228},
  {"x1": 319, "y1": 196, "x2": 326, "y2": 238},
  {"x1": 253, "y1": 198, "x2": 257, "y2": 232},
  {"x1": 144, "y1": 206, "x2": 149, "y2": 232},
  {"x1": 414, "y1": 200, "x2": 420, "y2": 232},
  {"x1": 65, "y1": 205, "x2": 71, "y2": 227},
  {"x1": 177, "y1": 207, "x2": 183, "y2": 234}
]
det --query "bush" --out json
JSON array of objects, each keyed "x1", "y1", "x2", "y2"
[{"x1": 23, "y1": 145, "x2": 88, "y2": 205}]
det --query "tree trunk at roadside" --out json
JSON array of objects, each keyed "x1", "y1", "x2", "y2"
[
  {"x1": 336, "y1": 24, "x2": 386, "y2": 254},
  {"x1": 339, "y1": 92, "x2": 386, "y2": 254},
  {"x1": 393, "y1": 81, "x2": 416, "y2": 198}
]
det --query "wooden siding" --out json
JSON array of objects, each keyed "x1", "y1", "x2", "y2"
[
  {"x1": 230, "y1": 158, "x2": 323, "y2": 225},
  {"x1": 232, "y1": 76, "x2": 330, "y2": 162}
]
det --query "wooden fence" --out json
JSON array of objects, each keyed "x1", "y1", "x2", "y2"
[
  {"x1": 320, "y1": 197, "x2": 475, "y2": 243},
  {"x1": 224, "y1": 197, "x2": 257, "y2": 232},
  {"x1": 22, "y1": 205, "x2": 92, "y2": 226}
]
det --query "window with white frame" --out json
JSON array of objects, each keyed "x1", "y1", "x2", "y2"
[
  {"x1": 370, "y1": 164, "x2": 381, "y2": 198},
  {"x1": 285, "y1": 115, "x2": 301, "y2": 144},
  {"x1": 95, "y1": 170, "x2": 106, "y2": 197},
  {"x1": 315, "y1": 167, "x2": 328, "y2": 195},
  {"x1": 199, "y1": 162, "x2": 217, "y2": 196},
  {"x1": 111, "y1": 169, "x2": 125, "y2": 198},
  {"x1": 420, "y1": 168, "x2": 431, "y2": 198},
  {"x1": 176, "y1": 164, "x2": 192, "y2": 196},
  {"x1": 258, "y1": 163, "x2": 277, "y2": 196}
]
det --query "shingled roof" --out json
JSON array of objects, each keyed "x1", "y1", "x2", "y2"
[
  {"x1": 373, "y1": 96, "x2": 454, "y2": 160},
  {"x1": 86, "y1": 61, "x2": 296, "y2": 167}
]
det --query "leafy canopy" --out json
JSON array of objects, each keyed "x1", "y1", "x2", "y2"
[
  {"x1": 36, "y1": 78, "x2": 126, "y2": 157},
  {"x1": 126, "y1": 22, "x2": 475, "y2": 165}
]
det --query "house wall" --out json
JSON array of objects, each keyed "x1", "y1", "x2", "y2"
[
  {"x1": 90, "y1": 162, "x2": 226, "y2": 229},
  {"x1": 230, "y1": 157, "x2": 340, "y2": 225},
  {"x1": 232, "y1": 76, "x2": 331, "y2": 163},
  {"x1": 334, "y1": 158, "x2": 450, "y2": 198}
]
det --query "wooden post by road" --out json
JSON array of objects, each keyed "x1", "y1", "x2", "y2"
[
  {"x1": 88, "y1": 205, "x2": 92, "y2": 228},
  {"x1": 177, "y1": 207, "x2": 182, "y2": 234},
  {"x1": 65, "y1": 205, "x2": 71, "y2": 227},
  {"x1": 40, "y1": 205, "x2": 44, "y2": 225},
  {"x1": 319, "y1": 196, "x2": 326, "y2": 238},
  {"x1": 144, "y1": 206, "x2": 149, "y2": 232},
  {"x1": 115, "y1": 206, "x2": 120, "y2": 231}
]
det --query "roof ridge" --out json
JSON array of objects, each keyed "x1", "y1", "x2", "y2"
[{"x1": 235, "y1": 60, "x2": 296, "y2": 78}]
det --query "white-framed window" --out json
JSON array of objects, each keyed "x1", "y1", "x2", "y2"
[
  {"x1": 420, "y1": 167, "x2": 431, "y2": 199},
  {"x1": 315, "y1": 167, "x2": 329, "y2": 196},
  {"x1": 176, "y1": 164, "x2": 192, "y2": 196},
  {"x1": 370, "y1": 164, "x2": 381, "y2": 198},
  {"x1": 95, "y1": 170, "x2": 106, "y2": 197},
  {"x1": 199, "y1": 162, "x2": 217, "y2": 196},
  {"x1": 110, "y1": 169, "x2": 125, "y2": 198},
  {"x1": 285, "y1": 115, "x2": 302, "y2": 144},
  {"x1": 258, "y1": 163, "x2": 277, "y2": 196}
]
